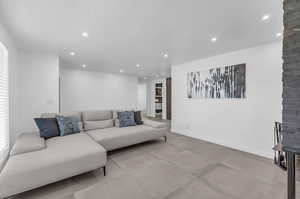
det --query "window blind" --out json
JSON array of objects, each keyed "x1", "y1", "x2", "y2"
[{"x1": 0, "y1": 42, "x2": 9, "y2": 156}]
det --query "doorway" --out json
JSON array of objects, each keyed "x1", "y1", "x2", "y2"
[{"x1": 166, "y1": 78, "x2": 171, "y2": 120}]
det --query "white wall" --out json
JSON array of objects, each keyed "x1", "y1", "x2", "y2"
[
  {"x1": 146, "y1": 79, "x2": 156, "y2": 117},
  {"x1": 60, "y1": 67, "x2": 138, "y2": 111},
  {"x1": 172, "y1": 41, "x2": 282, "y2": 158},
  {"x1": 0, "y1": 22, "x2": 20, "y2": 168},
  {"x1": 0, "y1": 23, "x2": 60, "y2": 143},
  {"x1": 17, "y1": 52, "x2": 59, "y2": 136},
  {"x1": 137, "y1": 83, "x2": 147, "y2": 111}
]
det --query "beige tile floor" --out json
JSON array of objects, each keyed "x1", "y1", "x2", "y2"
[{"x1": 10, "y1": 131, "x2": 299, "y2": 199}]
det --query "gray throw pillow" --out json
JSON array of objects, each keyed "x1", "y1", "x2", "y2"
[
  {"x1": 118, "y1": 111, "x2": 136, "y2": 128},
  {"x1": 56, "y1": 116, "x2": 81, "y2": 136}
]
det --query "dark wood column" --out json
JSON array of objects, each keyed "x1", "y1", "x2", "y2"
[{"x1": 166, "y1": 78, "x2": 172, "y2": 120}]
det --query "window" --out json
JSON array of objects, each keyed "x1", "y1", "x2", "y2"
[{"x1": 0, "y1": 42, "x2": 9, "y2": 156}]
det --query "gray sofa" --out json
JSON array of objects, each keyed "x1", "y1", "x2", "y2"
[
  {"x1": 82, "y1": 110, "x2": 167, "y2": 150},
  {"x1": 0, "y1": 110, "x2": 168, "y2": 198}
]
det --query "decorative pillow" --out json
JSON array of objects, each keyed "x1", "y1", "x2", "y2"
[
  {"x1": 58, "y1": 112, "x2": 84, "y2": 132},
  {"x1": 134, "y1": 111, "x2": 143, "y2": 125},
  {"x1": 56, "y1": 116, "x2": 81, "y2": 136},
  {"x1": 113, "y1": 109, "x2": 134, "y2": 119},
  {"x1": 34, "y1": 118, "x2": 60, "y2": 139},
  {"x1": 118, "y1": 111, "x2": 136, "y2": 128}
]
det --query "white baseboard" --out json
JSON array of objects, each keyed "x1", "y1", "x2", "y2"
[{"x1": 171, "y1": 128, "x2": 273, "y2": 160}]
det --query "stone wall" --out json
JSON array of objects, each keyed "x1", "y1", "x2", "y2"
[
  {"x1": 282, "y1": 0, "x2": 300, "y2": 180},
  {"x1": 282, "y1": 0, "x2": 300, "y2": 149}
]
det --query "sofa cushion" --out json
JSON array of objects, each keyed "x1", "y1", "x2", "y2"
[
  {"x1": 82, "y1": 110, "x2": 112, "y2": 122},
  {"x1": 114, "y1": 119, "x2": 120, "y2": 128},
  {"x1": 56, "y1": 116, "x2": 81, "y2": 136},
  {"x1": 86, "y1": 125, "x2": 166, "y2": 151},
  {"x1": 40, "y1": 113, "x2": 57, "y2": 118},
  {"x1": 112, "y1": 110, "x2": 120, "y2": 119},
  {"x1": 0, "y1": 133, "x2": 106, "y2": 198},
  {"x1": 118, "y1": 111, "x2": 136, "y2": 127},
  {"x1": 34, "y1": 118, "x2": 60, "y2": 139},
  {"x1": 10, "y1": 133, "x2": 46, "y2": 156},
  {"x1": 143, "y1": 119, "x2": 168, "y2": 128},
  {"x1": 84, "y1": 119, "x2": 114, "y2": 131}
]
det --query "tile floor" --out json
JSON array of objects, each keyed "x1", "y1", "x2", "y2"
[{"x1": 10, "y1": 131, "x2": 299, "y2": 199}]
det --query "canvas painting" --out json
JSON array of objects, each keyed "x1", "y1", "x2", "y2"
[{"x1": 187, "y1": 63, "x2": 246, "y2": 99}]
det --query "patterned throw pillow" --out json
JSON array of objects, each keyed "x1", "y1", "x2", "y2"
[
  {"x1": 56, "y1": 116, "x2": 81, "y2": 136},
  {"x1": 34, "y1": 118, "x2": 60, "y2": 139},
  {"x1": 117, "y1": 111, "x2": 136, "y2": 128}
]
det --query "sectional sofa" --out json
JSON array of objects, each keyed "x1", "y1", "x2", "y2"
[{"x1": 0, "y1": 110, "x2": 168, "y2": 198}]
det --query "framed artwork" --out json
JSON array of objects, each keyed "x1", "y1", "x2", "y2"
[{"x1": 187, "y1": 63, "x2": 246, "y2": 99}]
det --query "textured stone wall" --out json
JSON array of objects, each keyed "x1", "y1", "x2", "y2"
[
  {"x1": 282, "y1": 0, "x2": 300, "y2": 181},
  {"x1": 282, "y1": 0, "x2": 300, "y2": 150}
]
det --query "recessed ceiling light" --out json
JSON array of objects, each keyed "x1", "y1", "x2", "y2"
[
  {"x1": 120, "y1": 69, "x2": 124, "y2": 73},
  {"x1": 82, "y1": 32, "x2": 89, "y2": 37},
  {"x1": 163, "y1": 53, "x2": 168, "y2": 58},
  {"x1": 276, "y1": 32, "x2": 282, "y2": 37},
  {"x1": 70, "y1": 52, "x2": 75, "y2": 56},
  {"x1": 136, "y1": 64, "x2": 140, "y2": 68},
  {"x1": 211, "y1": 37, "x2": 217, "y2": 43},
  {"x1": 144, "y1": 77, "x2": 148, "y2": 80},
  {"x1": 262, "y1": 14, "x2": 270, "y2": 21},
  {"x1": 82, "y1": 64, "x2": 87, "y2": 68}
]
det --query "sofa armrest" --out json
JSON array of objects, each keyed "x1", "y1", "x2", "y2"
[
  {"x1": 10, "y1": 133, "x2": 46, "y2": 156},
  {"x1": 143, "y1": 119, "x2": 168, "y2": 129}
]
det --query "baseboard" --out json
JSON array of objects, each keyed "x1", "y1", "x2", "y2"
[{"x1": 171, "y1": 128, "x2": 274, "y2": 160}]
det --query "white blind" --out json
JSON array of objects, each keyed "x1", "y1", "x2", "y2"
[{"x1": 0, "y1": 42, "x2": 9, "y2": 156}]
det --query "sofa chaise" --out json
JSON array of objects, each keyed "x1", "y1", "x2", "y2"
[{"x1": 0, "y1": 110, "x2": 168, "y2": 198}]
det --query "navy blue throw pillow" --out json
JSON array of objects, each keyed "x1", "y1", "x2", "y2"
[
  {"x1": 118, "y1": 111, "x2": 136, "y2": 128},
  {"x1": 134, "y1": 111, "x2": 143, "y2": 125},
  {"x1": 56, "y1": 116, "x2": 81, "y2": 136},
  {"x1": 34, "y1": 118, "x2": 60, "y2": 139}
]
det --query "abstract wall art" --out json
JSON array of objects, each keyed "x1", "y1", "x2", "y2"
[{"x1": 187, "y1": 63, "x2": 246, "y2": 99}]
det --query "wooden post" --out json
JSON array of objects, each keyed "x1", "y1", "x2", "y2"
[{"x1": 287, "y1": 152, "x2": 296, "y2": 199}]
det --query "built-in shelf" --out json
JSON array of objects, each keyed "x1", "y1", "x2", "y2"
[{"x1": 155, "y1": 83, "x2": 163, "y2": 119}]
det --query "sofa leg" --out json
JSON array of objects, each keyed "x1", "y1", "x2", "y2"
[
  {"x1": 103, "y1": 166, "x2": 106, "y2": 176},
  {"x1": 164, "y1": 136, "x2": 167, "y2": 143}
]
